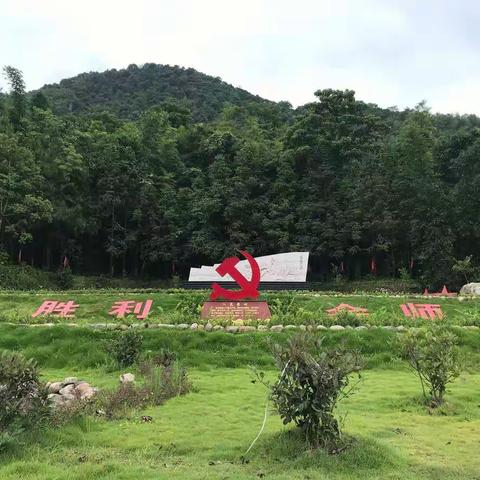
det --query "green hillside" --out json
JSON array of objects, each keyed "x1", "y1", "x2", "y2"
[{"x1": 37, "y1": 63, "x2": 274, "y2": 121}]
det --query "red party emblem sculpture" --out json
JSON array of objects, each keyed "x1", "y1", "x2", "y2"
[{"x1": 210, "y1": 250, "x2": 260, "y2": 301}]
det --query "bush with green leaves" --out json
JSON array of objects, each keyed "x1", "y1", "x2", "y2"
[
  {"x1": 261, "y1": 334, "x2": 362, "y2": 452},
  {"x1": 54, "y1": 267, "x2": 74, "y2": 290},
  {"x1": 107, "y1": 330, "x2": 144, "y2": 367},
  {"x1": 400, "y1": 326, "x2": 461, "y2": 406},
  {"x1": 269, "y1": 295, "x2": 317, "y2": 325},
  {"x1": 0, "y1": 351, "x2": 49, "y2": 445},
  {"x1": 163, "y1": 294, "x2": 204, "y2": 324}
]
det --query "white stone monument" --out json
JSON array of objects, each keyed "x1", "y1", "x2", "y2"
[{"x1": 188, "y1": 252, "x2": 309, "y2": 282}]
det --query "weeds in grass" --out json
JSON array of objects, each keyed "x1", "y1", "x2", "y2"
[
  {"x1": 94, "y1": 351, "x2": 191, "y2": 420},
  {"x1": 0, "y1": 311, "x2": 37, "y2": 324}
]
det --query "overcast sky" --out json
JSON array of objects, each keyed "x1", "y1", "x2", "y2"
[{"x1": 1, "y1": 0, "x2": 479, "y2": 114}]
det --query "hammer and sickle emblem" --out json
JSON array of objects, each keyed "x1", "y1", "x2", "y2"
[{"x1": 210, "y1": 250, "x2": 261, "y2": 301}]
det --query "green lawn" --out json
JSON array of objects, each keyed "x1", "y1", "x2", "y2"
[
  {"x1": 0, "y1": 289, "x2": 479, "y2": 326},
  {"x1": 1, "y1": 367, "x2": 479, "y2": 479},
  {"x1": 1, "y1": 295, "x2": 480, "y2": 479}
]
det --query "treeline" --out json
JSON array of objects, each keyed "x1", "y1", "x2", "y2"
[{"x1": 1, "y1": 64, "x2": 480, "y2": 287}]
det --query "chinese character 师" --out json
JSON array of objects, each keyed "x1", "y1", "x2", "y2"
[{"x1": 400, "y1": 303, "x2": 443, "y2": 320}]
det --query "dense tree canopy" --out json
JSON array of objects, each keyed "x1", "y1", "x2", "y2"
[{"x1": 1, "y1": 63, "x2": 480, "y2": 287}]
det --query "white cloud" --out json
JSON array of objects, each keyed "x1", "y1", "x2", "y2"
[{"x1": 0, "y1": 0, "x2": 479, "y2": 114}]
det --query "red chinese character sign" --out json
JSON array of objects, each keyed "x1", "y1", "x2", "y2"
[
  {"x1": 400, "y1": 303, "x2": 444, "y2": 320},
  {"x1": 202, "y1": 250, "x2": 270, "y2": 321},
  {"x1": 109, "y1": 300, "x2": 153, "y2": 320},
  {"x1": 326, "y1": 304, "x2": 369, "y2": 316},
  {"x1": 32, "y1": 300, "x2": 79, "y2": 318}
]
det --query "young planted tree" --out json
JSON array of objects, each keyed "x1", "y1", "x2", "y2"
[
  {"x1": 261, "y1": 334, "x2": 361, "y2": 452},
  {"x1": 400, "y1": 326, "x2": 460, "y2": 407}
]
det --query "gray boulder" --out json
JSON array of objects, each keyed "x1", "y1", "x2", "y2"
[
  {"x1": 270, "y1": 325, "x2": 283, "y2": 332},
  {"x1": 238, "y1": 326, "x2": 256, "y2": 333},
  {"x1": 460, "y1": 283, "x2": 480, "y2": 296},
  {"x1": 119, "y1": 373, "x2": 135, "y2": 384},
  {"x1": 48, "y1": 381, "x2": 62, "y2": 394},
  {"x1": 74, "y1": 383, "x2": 95, "y2": 400},
  {"x1": 61, "y1": 377, "x2": 78, "y2": 387},
  {"x1": 59, "y1": 384, "x2": 75, "y2": 396}
]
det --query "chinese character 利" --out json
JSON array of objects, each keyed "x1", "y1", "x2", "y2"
[{"x1": 109, "y1": 300, "x2": 153, "y2": 320}]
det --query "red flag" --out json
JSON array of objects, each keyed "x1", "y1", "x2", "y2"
[{"x1": 370, "y1": 257, "x2": 376, "y2": 274}]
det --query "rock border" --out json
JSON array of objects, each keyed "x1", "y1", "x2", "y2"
[{"x1": 8, "y1": 322, "x2": 479, "y2": 333}]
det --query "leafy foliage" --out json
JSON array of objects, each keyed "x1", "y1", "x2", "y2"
[
  {"x1": 0, "y1": 351, "x2": 49, "y2": 441},
  {"x1": 262, "y1": 334, "x2": 362, "y2": 451},
  {"x1": 38, "y1": 63, "x2": 272, "y2": 122},
  {"x1": 107, "y1": 330, "x2": 143, "y2": 367},
  {"x1": 400, "y1": 326, "x2": 461, "y2": 406},
  {"x1": 0, "y1": 64, "x2": 479, "y2": 287}
]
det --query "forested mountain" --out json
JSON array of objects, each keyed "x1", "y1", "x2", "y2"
[
  {"x1": 1, "y1": 64, "x2": 480, "y2": 288},
  {"x1": 37, "y1": 63, "x2": 276, "y2": 122}
]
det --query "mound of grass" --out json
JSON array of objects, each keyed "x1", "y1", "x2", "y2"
[{"x1": 1, "y1": 324, "x2": 479, "y2": 371}]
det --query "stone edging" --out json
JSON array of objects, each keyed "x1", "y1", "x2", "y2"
[{"x1": 5, "y1": 322, "x2": 480, "y2": 333}]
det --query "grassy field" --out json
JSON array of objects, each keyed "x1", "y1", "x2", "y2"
[
  {"x1": 1, "y1": 292, "x2": 480, "y2": 479},
  {"x1": 0, "y1": 289, "x2": 479, "y2": 326},
  {"x1": 1, "y1": 365, "x2": 480, "y2": 479},
  {"x1": 1, "y1": 324, "x2": 479, "y2": 370}
]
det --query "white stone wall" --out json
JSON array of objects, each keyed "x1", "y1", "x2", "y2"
[{"x1": 188, "y1": 252, "x2": 309, "y2": 282}]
